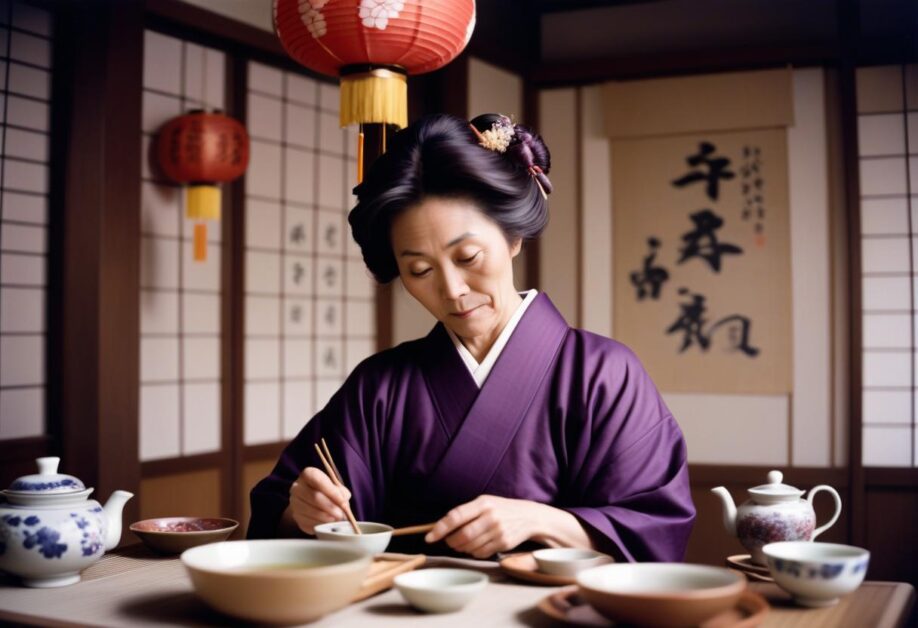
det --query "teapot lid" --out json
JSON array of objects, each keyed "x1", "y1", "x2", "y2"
[
  {"x1": 4, "y1": 457, "x2": 86, "y2": 495},
  {"x1": 747, "y1": 470, "x2": 804, "y2": 503}
]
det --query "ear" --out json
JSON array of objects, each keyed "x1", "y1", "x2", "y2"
[{"x1": 510, "y1": 238, "x2": 522, "y2": 258}]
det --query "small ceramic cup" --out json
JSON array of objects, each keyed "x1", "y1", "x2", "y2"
[
  {"x1": 394, "y1": 568, "x2": 488, "y2": 613},
  {"x1": 532, "y1": 548, "x2": 611, "y2": 576},
  {"x1": 762, "y1": 541, "x2": 870, "y2": 607},
  {"x1": 314, "y1": 521, "x2": 393, "y2": 555}
]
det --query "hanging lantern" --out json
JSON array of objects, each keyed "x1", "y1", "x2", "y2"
[
  {"x1": 273, "y1": 0, "x2": 476, "y2": 180},
  {"x1": 157, "y1": 111, "x2": 250, "y2": 262}
]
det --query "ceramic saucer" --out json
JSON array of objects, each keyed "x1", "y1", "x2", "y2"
[
  {"x1": 726, "y1": 554, "x2": 774, "y2": 582},
  {"x1": 499, "y1": 552, "x2": 576, "y2": 586},
  {"x1": 537, "y1": 586, "x2": 769, "y2": 627}
]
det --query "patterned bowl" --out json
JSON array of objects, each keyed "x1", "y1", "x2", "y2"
[
  {"x1": 763, "y1": 541, "x2": 869, "y2": 607},
  {"x1": 130, "y1": 517, "x2": 238, "y2": 555}
]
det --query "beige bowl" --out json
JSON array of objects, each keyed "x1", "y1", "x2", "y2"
[
  {"x1": 130, "y1": 517, "x2": 238, "y2": 555},
  {"x1": 576, "y1": 563, "x2": 746, "y2": 627},
  {"x1": 181, "y1": 539, "x2": 372, "y2": 624}
]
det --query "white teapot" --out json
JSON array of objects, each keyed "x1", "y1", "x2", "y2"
[
  {"x1": 0, "y1": 457, "x2": 133, "y2": 587},
  {"x1": 711, "y1": 470, "x2": 842, "y2": 566}
]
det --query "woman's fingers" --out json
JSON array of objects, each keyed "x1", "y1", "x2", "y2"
[
  {"x1": 288, "y1": 466, "x2": 354, "y2": 533},
  {"x1": 302, "y1": 467, "x2": 351, "y2": 505}
]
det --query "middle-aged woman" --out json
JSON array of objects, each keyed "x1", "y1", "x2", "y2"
[{"x1": 248, "y1": 113, "x2": 696, "y2": 562}]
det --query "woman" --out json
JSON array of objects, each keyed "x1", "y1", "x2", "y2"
[{"x1": 248, "y1": 113, "x2": 695, "y2": 561}]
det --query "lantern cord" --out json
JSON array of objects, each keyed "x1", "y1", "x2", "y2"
[
  {"x1": 357, "y1": 125, "x2": 364, "y2": 184},
  {"x1": 381, "y1": 124, "x2": 386, "y2": 154}
]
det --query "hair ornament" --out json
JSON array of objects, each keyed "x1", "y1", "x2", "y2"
[{"x1": 470, "y1": 115, "x2": 515, "y2": 153}]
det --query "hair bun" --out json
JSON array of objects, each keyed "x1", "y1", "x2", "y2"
[{"x1": 469, "y1": 113, "x2": 553, "y2": 195}]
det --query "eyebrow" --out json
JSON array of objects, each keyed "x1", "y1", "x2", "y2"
[{"x1": 399, "y1": 232, "x2": 477, "y2": 257}]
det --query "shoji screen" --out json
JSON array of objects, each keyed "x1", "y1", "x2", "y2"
[
  {"x1": 138, "y1": 30, "x2": 226, "y2": 461},
  {"x1": 857, "y1": 64, "x2": 917, "y2": 467},
  {"x1": 243, "y1": 62, "x2": 375, "y2": 446},
  {"x1": 0, "y1": 2, "x2": 52, "y2": 440}
]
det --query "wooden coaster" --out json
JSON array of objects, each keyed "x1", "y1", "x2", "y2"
[
  {"x1": 499, "y1": 552, "x2": 576, "y2": 586},
  {"x1": 537, "y1": 586, "x2": 770, "y2": 627},
  {"x1": 352, "y1": 553, "x2": 426, "y2": 601}
]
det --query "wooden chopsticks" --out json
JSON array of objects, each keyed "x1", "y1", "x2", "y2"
[
  {"x1": 390, "y1": 523, "x2": 436, "y2": 537},
  {"x1": 314, "y1": 438, "x2": 362, "y2": 535}
]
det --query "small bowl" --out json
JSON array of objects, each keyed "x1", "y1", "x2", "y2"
[
  {"x1": 763, "y1": 541, "x2": 870, "y2": 607},
  {"x1": 532, "y1": 548, "x2": 611, "y2": 576},
  {"x1": 576, "y1": 563, "x2": 746, "y2": 626},
  {"x1": 314, "y1": 521, "x2": 393, "y2": 554},
  {"x1": 181, "y1": 539, "x2": 372, "y2": 624},
  {"x1": 394, "y1": 568, "x2": 488, "y2": 613},
  {"x1": 130, "y1": 517, "x2": 238, "y2": 555}
]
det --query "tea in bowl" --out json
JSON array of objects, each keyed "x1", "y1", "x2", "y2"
[
  {"x1": 181, "y1": 539, "x2": 371, "y2": 624},
  {"x1": 762, "y1": 541, "x2": 870, "y2": 607},
  {"x1": 532, "y1": 548, "x2": 611, "y2": 577},
  {"x1": 394, "y1": 568, "x2": 488, "y2": 613},
  {"x1": 576, "y1": 563, "x2": 745, "y2": 627},
  {"x1": 130, "y1": 517, "x2": 238, "y2": 555},
  {"x1": 314, "y1": 521, "x2": 394, "y2": 554}
]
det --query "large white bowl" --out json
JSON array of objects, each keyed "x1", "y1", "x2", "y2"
[
  {"x1": 532, "y1": 548, "x2": 611, "y2": 576},
  {"x1": 314, "y1": 521, "x2": 393, "y2": 554},
  {"x1": 763, "y1": 541, "x2": 870, "y2": 607},
  {"x1": 181, "y1": 539, "x2": 371, "y2": 624},
  {"x1": 394, "y1": 568, "x2": 488, "y2": 613},
  {"x1": 576, "y1": 563, "x2": 746, "y2": 627}
]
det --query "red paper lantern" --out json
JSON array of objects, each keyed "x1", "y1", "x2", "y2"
[
  {"x1": 273, "y1": 0, "x2": 476, "y2": 131},
  {"x1": 157, "y1": 111, "x2": 250, "y2": 261}
]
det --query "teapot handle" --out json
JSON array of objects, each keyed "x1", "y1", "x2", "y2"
[{"x1": 808, "y1": 485, "x2": 842, "y2": 539}]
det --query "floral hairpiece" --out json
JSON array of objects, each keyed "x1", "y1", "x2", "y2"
[{"x1": 470, "y1": 116, "x2": 514, "y2": 153}]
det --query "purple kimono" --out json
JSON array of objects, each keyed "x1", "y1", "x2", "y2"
[{"x1": 248, "y1": 293, "x2": 695, "y2": 561}]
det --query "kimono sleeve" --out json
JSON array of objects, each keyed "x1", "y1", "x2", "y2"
[
  {"x1": 246, "y1": 356, "x2": 391, "y2": 539},
  {"x1": 561, "y1": 337, "x2": 696, "y2": 562}
]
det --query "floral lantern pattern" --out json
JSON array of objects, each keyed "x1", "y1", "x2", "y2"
[
  {"x1": 157, "y1": 111, "x2": 250, "y2": 262},
  {"x1": 274, "y1": 0, "x2": 475, "y2": 179}
]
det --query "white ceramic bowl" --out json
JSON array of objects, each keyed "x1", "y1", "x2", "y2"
[
  {"x1": 181, "y1": 539, "x2": 371, "y2": 624},
  {"x1": 576, "y1": 563, "x2": 746, "y2": 626},
  {"x1": 532, "y1": 548, "x2": 611, "y2": 576},
  {"x1": 314, "y1": 521, "x2": 393, "y2": 554},
  {"x1": 763, "y1": 541, "x2": 870, "y2": 607},
  {"x1": 394, "y1": 568, "x2": 488, "y2": 613}
]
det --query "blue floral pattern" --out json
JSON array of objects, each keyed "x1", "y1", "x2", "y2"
[
  {"x1": 772, "y1": 558, "x2": 846, "y2": 580},
  {"x1": 9, "y1": 478, "x2": 80, "y2": 492},
  {"x1": 23, "y1": 527, "x2": 67, "y2": 559}
]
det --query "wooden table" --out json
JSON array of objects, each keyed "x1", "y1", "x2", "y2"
[{"x1": 0, "y1": 547, "x2": 913, "y2": 627}]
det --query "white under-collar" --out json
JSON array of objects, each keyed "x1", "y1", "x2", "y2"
[{"x1": 446, "y1": 289, "x2": 538, "y2": 388}]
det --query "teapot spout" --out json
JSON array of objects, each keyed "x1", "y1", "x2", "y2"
[
  {"x1": 102, "y1": 490, "x2": 134, "y2": 551},
  {"x1": 710, "y1": 486, "x2": 737, "y2": 537}
]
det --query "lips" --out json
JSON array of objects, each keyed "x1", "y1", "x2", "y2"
[{"x1": 450, "y1": 305, "x2": 483, "y2": 319}]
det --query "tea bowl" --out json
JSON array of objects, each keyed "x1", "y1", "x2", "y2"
[
  {"x1": 532, "y1": 548, "x2": 611, "y2": 576},
  {"x1": 576, "y1": 563, "x2": 745, "y2": 627},
  {"x1": 314, "y1": 521, "x2": 393, "y2": 554},
  {"x1": 763, "y1": 541, "x2": 870, "y2": 607},
  {"x1": 130, "y1": 517, "x2": 238, "y2": 555},
  {"x1": 181, "y1": 539, "x2": 371, "y2": 624},
  {"x1": 394, "y1": 568, "x2": 488, "y2": 613}
]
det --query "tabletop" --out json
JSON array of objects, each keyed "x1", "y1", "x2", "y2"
[{"x1": 0, "y1": 547, "x2": 914, "y2": 627}]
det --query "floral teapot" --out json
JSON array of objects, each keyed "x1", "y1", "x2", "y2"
[
  {"x1": 0, "y1": 457, "x2": 133, "y2": 587},
  {"x1": 711, "y1": 470, "x2": 842, "y2": 566}
]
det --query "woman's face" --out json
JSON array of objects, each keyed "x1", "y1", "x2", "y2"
[{"x1": 391, "y1": 196, "x2": 522, "y2": 343}]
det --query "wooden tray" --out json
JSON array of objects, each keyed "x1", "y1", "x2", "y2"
[
  {"x1": 352, "y1": 553, "x2": 426, "y2": 601},
  {"x1": 538, "y1": 586, "x2": 769, "y2": 627},
  {"x1": 500, "y1": 552, "x2": 576, "y2": 586}
]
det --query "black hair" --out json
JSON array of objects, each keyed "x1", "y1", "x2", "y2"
[{"x1": 347, "y1": 113, "x2": 552, "y2": 283}]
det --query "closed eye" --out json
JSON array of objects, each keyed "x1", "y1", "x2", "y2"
[
  {"x1": 459, "y1": 251, "x2": 481, "y2": 264},
  {"x1": 410, "y1": 268, "x2": 432, "y2": 278}
]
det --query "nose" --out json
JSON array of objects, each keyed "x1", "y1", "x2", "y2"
[{"x1": 439, "y1": 263, "x2": 470, "y2": 301}]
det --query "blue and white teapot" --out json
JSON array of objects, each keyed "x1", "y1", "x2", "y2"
[{"x1": 0, "y1": 456, "x2": 133, "y2": 587}]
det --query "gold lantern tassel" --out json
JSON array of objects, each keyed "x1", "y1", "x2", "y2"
[
  {"x1": 187, "y1": 184, "x2": 221, "y2": 262},
  {"x1": 339, "y1": 67, "x2": 408, "y2": 129}
]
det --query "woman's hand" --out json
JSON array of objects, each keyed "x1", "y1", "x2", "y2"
[
  {"x1": 285, "y1": 466, "x2": 352, "y2": 535},
  {"x1": 424, "y1": 495, "x2": 596, "y2": 558}
]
